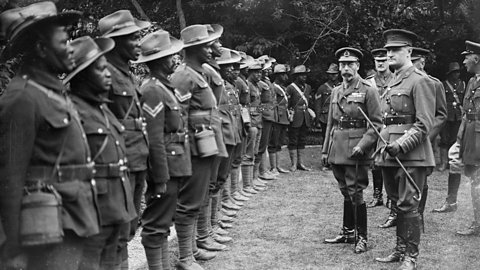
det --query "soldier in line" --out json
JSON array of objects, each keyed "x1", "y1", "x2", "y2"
[
  {"x1": 322, "y1": 47, "x2": 382, "y2": 253},
  {"x1": 314, "y1": 63, "x2": 340, "y2": 147},
  {"x1": 287, "y1": 65, "x2": 314, "y2": 172},
  {"x1": 0, "y1": 2, "x2": 100, "y2": 269},
  {"x1": 133, "y1": 30, "x2": 191, "y2": 270},
  {"x1": 455, "y1": 41, "x2": 480, "y2": 236},
  {"x1": 365, "y1": 48, "x2": 394, "y2": 212},
  {"x1": 170, "y1": 24, "x2": 228, "y2": 270},
  {"x1": 268, "y1": 64, "x2": 291, "y2": 174},
  {"x1": 375, "y1": 29, "x2": 436, "y2": 270},
  {"x1": 66, "y1": 36, "x2": 137, "y2": 270},
  {"x1": 98, "y1": 10, "x2": 151, "y2": 269},
  {"x1": 433, "y1": 62, "x2": 465, "y2": 213}
]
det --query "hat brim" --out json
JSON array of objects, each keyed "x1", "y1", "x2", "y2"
[
  {"x1": 239, "y1": 56, "x2": 255, "y2": 69},
  {"x1": 133, "y1": 38, "x2": 184, "y2": 64},
  {"x1": 2, "y1": 11, "x2": 82, "y2": 60},
  {"x1": 326, "y1": 70, "x2": 339, "y2": 74},
  {"x1": 182, "y1": 35, "x2": 218, "y2": 49},
  {"x1": 103, "y1": 19, "x2": 151, "y2": 38},
  {"x1": 64, "y1": 38, "x2": 115, "y2": 83},
  {"x1": 263, "y1": 61, "x2": 272, "y2": 70},
  {"x1": 384, "y1": 42, "x2": 410, "y2": 48},
  {"x1": 217, "y1": 51, "x2": 241, "y2": 65},
  {"x1": 292, "y1": 69, "x2": 311, "y2": 75},
  {"x1": 446, "y1": 68, "x2": 461, "y2": 74},
  {"x1": 209, "y1": 24, "x2": 224, "y2": 40},
  {"x1": 461, "y1": 50, "x2": 474, "y2": 55}
]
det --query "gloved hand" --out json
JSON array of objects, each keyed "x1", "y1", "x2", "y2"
[
  {"x1": 151, "y1": 183, "x2": 167, "y2": 199},
  {"x1": 321, "y1": 153, "x2": 329, "y2": 167},
  {"x1": 351, "y1": 146, "x2": 364, "y2": 158},
  {"x1": 385, "y1": 141, "x2": 402, "y2": 157}
]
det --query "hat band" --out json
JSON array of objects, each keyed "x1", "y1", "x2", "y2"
[
  {"x1": 6, "y1": 13, "x2": 52, "y2": 40},
  {"x1": 76, "y1": 48, "x2": 101, "y2": 67},
  {"x1": 184, "y1": 33, "x2": 209, "y2": 44},
  {"x1": 142, "y1": 43, "x2": 173, "y2": 56},
  {"x1": 104, "y1": 21, "x2": 136, "y2": 36}
]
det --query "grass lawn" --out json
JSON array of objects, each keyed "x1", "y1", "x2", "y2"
[{"x1": 130, "y1": 146, "x2": 480, "y2": 270}]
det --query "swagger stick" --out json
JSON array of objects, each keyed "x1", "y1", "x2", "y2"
[{"x1": 357, "y1": 107, "x2": 421, "y2": 201}]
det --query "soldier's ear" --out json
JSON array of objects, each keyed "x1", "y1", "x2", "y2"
[
  {"x1": 34, "y1": 39, "x2": 48, "y2": 59},
  {"x1": 474, "y1": 54, "x2": 480, "y2": 64}
]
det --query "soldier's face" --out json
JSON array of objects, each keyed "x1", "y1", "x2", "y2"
[
  {"x1": 232, "y1": 69, "x2": 240, "y2": 80},
  {"x1": 220, "y1": 64, "x2": 234, "y2": 80},
  {"x1": 83, "y1": 56, "x2": 112, "y2": 93},
  {"x1": 412, "y1": 58, "x2": 425, "y2": 71},
  {"x1": 375, "y1": 59, "x2": 388, "y2": 72},
  {"x1": 387, "y1": 46, "x2": 410, "y2": 69},
  {"x1": 449, "y1": 71, "x2": 460, "y2": 80},
  {"x1": 114, "y1": 32, "x2": 142, "y2": 61},
  {"x1": 41, "y1": 26, "x2": 75, "y2": 73},
  {"x1": 249, "y1": 70, "x2": 262, "y2": 82},
  {"x1": 327, "y1": 73, "x2": 338, "y2": 81},
  {"x1": 463, "y1": 54, "x2": 479, "y2": 73},
  {"x1": 197, "y1": 43, "x2": 212, "y2": 63},
  {"x1": 339, "y1": 61, "x2": 359, "y2": 82},
  {"x1": 211, "y1": 39, "x2": 222, "y2": 58},
  {"x1": 160, "y1": 54, "x2": 177, "y2": 74}
]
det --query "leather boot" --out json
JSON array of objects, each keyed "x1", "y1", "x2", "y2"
[
  {"x1": 437, "y1": 148, "x2": 448, "y2": 172},
  {"x1": 289, "y1": 149, "x2": 297, "y2": 172},
  {"x1": 213, "y1": 226, "x2": 229, "y2": 236},
  {"x1": 193, "y1": 249, "x2": 216, "y2": 261},
  {"x1": 221, "y1": 200, "x2": 241, "y2": 211},
  {"x1": 367, "y1": 169, "x2": 383, "y2": 208},
  {"x1": 354, "y1": 203, "x2": 368, "y2": 253},
  {"x1": 241, "y1": 165, "x2": 258, "y2": 194},
  {"x1": 175, "y1": 223, "x2": 204, "y2": 270},
  {"x1": 399, "y1": 213, "x2": 421, "y2": 270},
  {"x1": 457, "y1": 175, "x2": 480, "y2": 236},
  {"x1": 257, "y1": 156, "x2": 275, "y2": 180},
  {"x1": 268, "y1": 152, "x2": 279, "y2": 176},
  {"x1": 276, "y1": 152, "x2": 289, "y2": 173},
  {"x1": 297, "y1": 149, "x2": 311, "y2": 171},
  {"x1": 418, "y1": 184, "x2": 428, "y2": 232},
  {"x1": 325, "y1": 201, "x2": 355, "y2": 244},
  {"x1": 379, "y1": 202, "x2": 397, "y2": 228},
  {"x1": 212, "y1": 233, "x2": 233, "y2": 244},
  {"x1": 144, "y1": 246, "x2": 163, "y2": 270},
  {"x1": 230, "y1": 168, "x2": 249, "y2": 202},
  {"x1": 376, "y1": 212, "x2": 406, "y2": 263},
  {"x1": 220, "y1": 208, "x2": 237, "y2": 217},
  {"x1": 433, "y1": 173, "x2": 460, "y2": 213}
]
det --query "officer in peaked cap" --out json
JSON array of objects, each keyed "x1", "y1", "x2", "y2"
[
  {"x1": 365, "y1": 48, "x2": 395, "y2": 212},
  {"x1": 432, "y1": 61, "x2": 465, "y2": 213},
  {"x1": 98, "y1": 10, "x2": 151, "y2": 268},
  {"x1": 410, "y1": 47, "x2": 447, "y2": 231},
  {"x1": 170, "y1": 24, "x2": 228, "y2": 270},
  {"x1": 286, "y1": 65, "x2": 314, "y2": 172},
  {"x1": 375, "y1": 30, "x2": 436, "y2": 270},
  {"x1": 314, "y1": 63, "x2": 340, "y2": 156},
  {"x1": 0, "y1": 2, "x2": 100, "y2": 269},
  {"x1": 322, "y1": 47, "x2": 382, "y2": 254},
  {"x1": 455, "y1": 40, "x2": 480, "y2": 236}
]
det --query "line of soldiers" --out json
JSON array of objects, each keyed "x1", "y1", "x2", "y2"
[{"x1": 0, "y1": 2, "x2": 316, "y2": 270}]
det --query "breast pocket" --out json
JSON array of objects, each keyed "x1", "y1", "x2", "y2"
[
  {"x1": 43, "y1": 102, "x2": 71, "y2": 130},
  {"x1": 82, "y1": 122, "x2": 110, "y2": 162},
  {"x1": 345, "y1": 94, "x2": 366, "y2": 117},
  {"x1": 111, "y1": 77, "x2": 134, "y2": 97},
  {"x1": 390, "y1": 89, "x2": 413, "y2": 113}
]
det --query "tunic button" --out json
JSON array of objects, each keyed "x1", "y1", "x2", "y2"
[
  {"x1": 121, "y1": 125, "x2": 125, "y2": 131},
  {"x1": 123, "y1": 91, "x2": 127, "y2": 95},
  {"x1": 91, "y1": 179, "x2": 96, "y2": 186},
  {"x1": 87, "y1": 157, "x2": 91, "y2": 162},
  {"x1": 116, "y1": 140, "x2": 120, "y2": 145},
  {"x1": 82, "y1": 134, "x2": 86, "y2": 139},
  {"x1": 172, "y1": 151, "x2": 175, "y2": 155},
  {"x1": 63, "y1": 118, "x2": 69, "y2": 124},
  {"x1": 98, "y1": 128, "x2": 103, "y2": 133},
  {"x1": 174, "y1": 107, "x2": 178, "y2": 110},
  {"x1": 22, "y1": 75, "x2": 27, "y2": 79}
]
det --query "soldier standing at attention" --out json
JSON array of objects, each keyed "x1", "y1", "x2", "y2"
[
  {"x1": 433, "y1": 62, "x2": 465, "y2": 213},
  {"x1": 98, "y1": 10, "x2": 151, "y2": 269},
  {"x1": 133, "y1": 30, "x2": 192, "y2": 270},
  {"x1": 322, "y1": 47, "x2": 382, "y2": 254},
  {"x1": 170, "y1": 24, "x2": 228, "y2": 270},
  {"x1": 66, "y1": 36, "x2": 137, "y2": 270},
  {"x1": 0, "y1": 3, "x2": 100, "y2": 269},
  {"x1": 315, "y1": 63, "x2": 340, "y2": 145},
  {"x1": 455, "y1": 41, "x2": 480, "y2": 236},
  {"x1": 375, "y1": 29, "x2": 436, "y2": 270},
  {"x1": 268, "y1": 64, "x2": 291, "y2": 174},
  {"x1": 287, "y1": 65, "x2": 314, "y2": 172}
]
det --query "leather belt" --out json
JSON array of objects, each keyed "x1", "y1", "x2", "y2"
[
  {"x1": 94, "y1": 163, "x2": 128, "y2": 178},
  {"x1": 249, "y1": 106, "x2": 261, "y2": 113},
  {"x1": 383, "y1": 115, "x2": 415, "y2": 125},
  {"x1": 218, "y1": 104, "x2": 240, "y2": 113},
  {"x1": 26, "y1": 163, "x2": 95, "y2": 184},
  {"x1": 189, "y1": 109, "x2": 217, "y2": 117},
  {"x1": 466, "y1": 113, "x2": 480, "y2": 120},
  {"x1": 260, "y1": 104, "x2": 274, "y2": 110},
  {"x1": 122, "y1": 118, "x2": 145, "y2": 131},
  {"x1": 334, "y1": 119, "x2": 367, "y2": 129},
  {"x1": 165, "y1": 132, "x2": 187, "y2": 143},
  {"x1": 296, "y1": 105, "x2": 307, "y2": 110}
]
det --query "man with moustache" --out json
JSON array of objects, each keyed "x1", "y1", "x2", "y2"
[
  {"x1": 0, "y1": 3, "x2": 99, "y2": 269},
  {"x1": 433, "y1": 62, "x2": 466, "y2": 213},
  {"x1": 66, "y1": 36, "x2": 136, "y2": 270},
  {"x1": 268, "y1": 64, "x2": 291, "y2": 174},
  {"x1": 287, "y1": 65, "x2": 314, "y2": 172},
  {"x1": 455, "y1": 41, "x2": 480, "y2": 236},
  {"x1": 322, "y1": 47, "x2": 382, "y2": 254},
  {"x1": 375, "y1": 30, "x2": 436, "y2": 270},
  {"x1": 98, "y1": 10, "x2": 151, "y2": 269},
  {"x1": 170, "y1": 24, "x2": 228, "y2": 270},
  {"x1": 315, "y1": 63, "x2": 340, "y2": 145}
]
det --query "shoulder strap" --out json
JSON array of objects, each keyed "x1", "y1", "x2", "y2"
[
  {"x1": 290, "y1": 83, "x2": 308, "y2": 106},
  {"x1": 185, "y1": 65, "x2": 218, "y2": 105},
  {"x1": 92, "y1": 106, "x2": 110, "y2": 162}
]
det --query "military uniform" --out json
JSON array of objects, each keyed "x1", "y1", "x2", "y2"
[
  {"x1": 268, "y1": 78, "x2": 290, "y2": 172},
  {"x1": 0, "y1": 67, "x2": 100, "y2": 270},
  {"x1": 439, "y1": 77, "x2": 465, "y2": 153},
  {"x1": 315, "y1": 81, "x2": 337, "y2": 140},
  {"x1": 256, "y1": 76, "x2": 276, "y2": 178}
]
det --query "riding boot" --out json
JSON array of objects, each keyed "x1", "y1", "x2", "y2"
[
  {"x1": 325, "y1": 201, "x2": 355, "y2": 244},
  {"x1": 433, "y1": 173, "x2": 460, "y2": 213},
  {"x1": 379, "y1": 201, "x2": 397, "y2": 228},
  {"x1": 289, "y1": 149, "x2": 297, "y2": 172},
  {"x1": 276, "y1": 152, "x2": 289, "y2": 173},
  {"x1": 144, "y1": 246, "x2": 163, "y2": 270},
  {"x1": 376, "y1": 212, "x2": 406, "y2": 263},
  {"x1": 354, "y1": 203, "x2": 368, "y2": 253},
  {"x1": 297, "y1": 149, "x2": 311, "y2": 171},
  {"x1": 399, "y1": 213, "x2": 421, "y2": 270},
  {"x1": 367, "y1": 169, "x2": 383, "y2": 208},
  {"x1": 175, "y1": 223, "x2": 204, "y2": 270},
  {"x1": 457, "y1": 174, "x2": 480, "y2": 236},
  {"x1": 418, "y1": 184, "x2": 428, "y2": 232},
  {"x1": 437, "y1": 148, "x2": 448, "y2": 172}
]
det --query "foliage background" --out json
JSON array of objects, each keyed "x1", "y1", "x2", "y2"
[{"x1": 1, "y1": 0, "x2": 480, "y2": 91}]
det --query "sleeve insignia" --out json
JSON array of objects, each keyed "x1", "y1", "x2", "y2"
[
  {"x1": 142, "y1": 102, "x2": 164, "y2": 118},
  {"x1": 174, "y1": 89, "x2": 192, "y2": 102}
]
